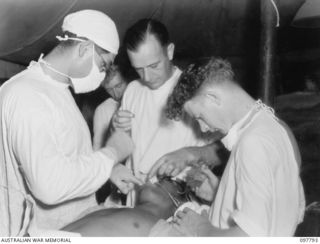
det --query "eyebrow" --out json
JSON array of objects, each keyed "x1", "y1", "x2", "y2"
[
  {"x1": 148, "y1": 61, "x2": 160, "y2": 67},
  {"x1": 134, "y1": 61, "x2": 161, "y2": 69}
]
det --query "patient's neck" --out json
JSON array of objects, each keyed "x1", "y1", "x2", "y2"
[{"x1": 135, "y1": 202, "x2": 175, "y2": 220}]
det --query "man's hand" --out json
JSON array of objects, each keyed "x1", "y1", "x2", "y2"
[
  {"x1": 105, "y1": 130, "x2": 134, "y2": 162},
  {"x1": 172, "y1": 207, "x2": 213, "y2": 236},
  {"x1": 148, "y1": 142, "x2": 226, "y2": 179},
  {"x1": 148, "y1": 147, "x2": 199, "y2": 178},
  {"x1": 187, "y1": 166, "x2": 220, "y2": 202},
  {"x1": 111, "y1": 110, "x2": 134, "y2": 132},
  {"x1": 110, "y1": 164, "x2": 143, "y2": 194}
]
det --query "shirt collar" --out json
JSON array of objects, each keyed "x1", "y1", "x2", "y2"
[
  {"x1": 28, "y1": 58, "x2": 69, "y2": 90},
  {"x1": 150, "y1": 67, "x2": 181, "y2": 94},
  {"x1": 221, "y1": 100, "x2": 277, "y2": 151}
]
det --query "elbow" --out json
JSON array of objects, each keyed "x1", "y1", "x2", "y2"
[{"x1": 31, "y1": 185, "x2": 64, "y2": 205}]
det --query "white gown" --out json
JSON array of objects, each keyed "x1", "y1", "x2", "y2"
[
  {"x1": 0, "y1": 61, "x2": 115, "y2": 235},
  {"x1": 121, "y1": 68, "x2": 205, "y2": 206}
]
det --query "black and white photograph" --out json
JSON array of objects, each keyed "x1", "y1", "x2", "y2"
[{"x1": 0, "y1": 0, "x2": 319, "y2": 239}]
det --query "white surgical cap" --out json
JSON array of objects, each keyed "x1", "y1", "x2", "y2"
[{"x1": 61, "y1": 9, "x2": 119, "y2": 54}]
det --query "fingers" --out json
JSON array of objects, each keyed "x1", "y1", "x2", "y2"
[
  {"x1": 182, "y1": 207, "x2": 192, "y2": 214},
  {"x1": 171, "y1": 167, "x2": 181, "y2": 177},
  {"x1": 201, "y1": 166, "x2": 217, "y2": 182},
  {"x1": 116, "y1": 110, "x2": 134, "y2": 118},
  {"x1": 173, "y1": 211, "x2": 185, "y2": 225},
  {"x1": 116, "y1": 181, "x2": 131, "y2": 194},
  {"x1": 175, "y1": 210, "x2": 185, "y2": 219},
  {"x1": 124, "y1": 174, "x2": 144, "y2": 186},
  {"x1": 201, "y1": 209, "x2": 209, "y2": 217},
  {"x1": 113, "y1": 121, "x2": 131, "y2": 131},
  {"x1": 173, "y1": 208, "x2": 194, "y2": 225},
  {"x1": 163, "y1": 164, "x2": 175, "y2": 176},
  {"x1": 201, "y1": 167, "x2": 219, "y2": 187},
  {"x1": 112, "y1": 110, "x2": 134, "y2": 131},
  {"x1": 148, "y1": 156, "x2": 167, "y2": 178},
  {"x1": 194, "y1": 186, "x2": 201, "y2": 197}
]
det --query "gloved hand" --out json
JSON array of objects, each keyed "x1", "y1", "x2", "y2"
[
  {"x1": 110, "y1": 164, "x2": 143, "y2": 194},
  {"x1": 172, "y1": 207, "x2": 213, "y2": 236},
  {"x1": 111, "y1": 109, "x2": 134, "y2": 132},
  {"x1": 187, "y1": 165, "x2": 219, "y2": 202},
  {"x1": 105, "y1": 129, "x2": 134, "y2": 163},
  {"x1": 148, "y1": 147, "x2": 198, "y2": 179}
]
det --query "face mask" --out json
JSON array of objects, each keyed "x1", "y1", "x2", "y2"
[
  {"x1": 70, "y1": 44, "x2": 106, "y2": 93},
  {"x1": 38, "y1": 42, "x2": 106, "y2": 94}
]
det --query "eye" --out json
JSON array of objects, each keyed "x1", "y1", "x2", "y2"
[
  {"x1": 101, "y1": 64, "x2": 107, "y2": 72},
  {"x1": 115, "y1": 83, "x2": 123, "y2": 89},
  {"x1": 150, "y1": 63, "x2": 159, "y2": 69}
]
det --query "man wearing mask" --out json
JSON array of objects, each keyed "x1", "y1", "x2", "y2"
[
  {"x1": 0, "y1": 10, "x2": 141, "y2": 236},
  {"x1": 149, "y1": 58, "x2": 305, "y2": 236},
  {"x1": 112, "y1": 19, "x2": 214, "y2": 206}
]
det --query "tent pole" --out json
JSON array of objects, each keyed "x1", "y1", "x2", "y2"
[{"x1": 259, "y1": 0, "x2": 278, "y2": 106}]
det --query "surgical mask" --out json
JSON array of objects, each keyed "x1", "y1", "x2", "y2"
[
  {"x1": 39, "y1": 37, "x2": 106, "y2": 93},
  {"x1": 70, "y1": 44, "x2": 106, "y2": 93}
]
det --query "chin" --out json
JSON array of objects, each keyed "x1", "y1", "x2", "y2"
[{"x1": 144, "y1": 81, "x2": 164, "y2": 90}]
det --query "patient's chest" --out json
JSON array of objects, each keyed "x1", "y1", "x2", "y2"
[{"x1": 63, "y1": 208, "x2": 159, "y2": 237}]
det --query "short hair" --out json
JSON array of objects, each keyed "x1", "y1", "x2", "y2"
[
  {"x1": 123, "y1": 18, "x2": 170, "y2": 51},
  {"x1": 166, "y1": 57, "x2": 235, "y2": 121}
]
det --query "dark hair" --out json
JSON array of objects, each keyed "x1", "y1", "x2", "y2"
[
  {"x1": 123, "y1": 18, "x2": 170, "y2": 51},
  {"x1": 166, "y1": 57, "x2": 235, "y2": 121}
]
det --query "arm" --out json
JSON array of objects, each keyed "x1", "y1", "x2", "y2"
[
  {"x1": 187, "y1": 166, "x2": 220, "y2": 203},
  {"x1": 111, "y1": 84, "x2": 134, "y2": 132},
  {"x1": 197, "y1": 223, "x2": 248, "y2": 237},
  {"x1": 12, "y1": 92, "x2": 129, "y2": 205},
  {"x1": 93, "y1": 104, "x2": 106, "y2": 150},
  {"x1": 148, "y1": 141, "x2": 227, "y2": 178},
  {"x1": 173, "y1": 208, "x2": 248, "y2": 237},
  {"x1": 93, "y1": 100, "x2": 118, "y2": 150}
]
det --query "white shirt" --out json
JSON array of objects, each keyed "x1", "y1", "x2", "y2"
[
  {"x1": 93, "y1": 98, "x2": 119, "y2": 150},
  {"x1": 0, "y1": 62, "x2": 116, "y2": 236},
  {"x1": 209, "y1": 103, "x2": 305, "y2": 236},
  {"x1": 121, "y1": 68, "x2": 204, "y2": 205}
]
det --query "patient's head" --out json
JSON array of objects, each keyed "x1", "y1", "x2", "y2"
[{"x1": 135, "y1": 177, "x2": 190, "y2": 218}]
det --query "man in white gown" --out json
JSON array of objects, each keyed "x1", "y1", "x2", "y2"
[{"x1": 0, "y1": 10, "x2": 140, "y2": 236}]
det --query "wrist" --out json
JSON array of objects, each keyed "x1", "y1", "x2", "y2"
[{"x1": 100, "y1": 147, "x2": 118, "y2": 165}]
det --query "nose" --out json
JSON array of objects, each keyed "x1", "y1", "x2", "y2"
[
  {"x1": 199, "y1": 120, "x2": 210, "y2": 132},
  {"x1": 142, "y1": 68, "x2": 150, "y2": 82}
]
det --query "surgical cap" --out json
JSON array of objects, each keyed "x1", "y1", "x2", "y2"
[{"x1": 62, "y1": 9, "x2": 119, "y2": 54}]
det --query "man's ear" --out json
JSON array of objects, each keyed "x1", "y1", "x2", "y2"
[
  {"x1": 205, "y1": 92, "x2": 221, "y2": 106},
  {"x1": 77, "y1": 41, "x2": 92, "y2": 58},
  {"x1": 167, "y1": 43, "x2": 175, "y2": 61}
]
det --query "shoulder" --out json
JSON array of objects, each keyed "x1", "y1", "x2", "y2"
[
  {"x1": 236, "y1": 132, "x2": 269, "y2": 155},
  {"x1": 1, "y1": 72, "x2": 58, "y2": 121},
  {"x1": 121, "y1": 80, "x2": 145, "y2": 105},
  {"x1": 235, "y1": 128, "x2": 276, "y2": 171},
  {"x1": 124, "y1": 80, "x2": 144, "y2": 94},
  {"x1": 94, "y1": 98, "x2": 118, "y2": 117}
]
